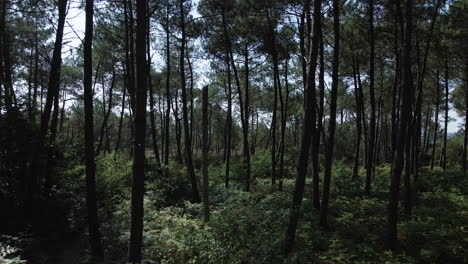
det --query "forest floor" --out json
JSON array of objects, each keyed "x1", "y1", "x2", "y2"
[{"x1": 2, "y1": 163, "x2": 467, "y2": 263}]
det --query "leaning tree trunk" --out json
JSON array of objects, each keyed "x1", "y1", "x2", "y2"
[
  {"x1": 27, "y1": 0, "x2": 67, "y2": 216},
  {"x1": 97, "y1": 68, "x2": 116, "y2": 156},
  {"x1": 283, "y1": 0, "x2": 321, "y2": 254}
]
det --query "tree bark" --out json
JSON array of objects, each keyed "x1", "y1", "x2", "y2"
[
  {"x1": 311, "y1": 20, "x2": 324, "y2": 209},
  {"x1": 147, "y1": 8, "x2": 160, "y2": 164},
  {"x1": 283, "y1": 0, "x2": 321, "y2": 254},
  {"x1": 387, "y1": 0, "x2": 413, "y2": 251},
  {"x1": 320, "y1": 0, "x2": 340, "y2": 228},
  {"x1": 97, "y1": 68, "x2": 116, "y2": 156},
  {"x1": 365, "y1": 0, "x2": 376, "y2": 196},
  {"x1": 115, "y1": 75, "x2": 127, "y2": 153},
  {"x1": 463, "y1": 61, "x2": 468, "y2": 174},
  {"x1": 164, "y1": 0, "x2": 171, "y2": 167},
  {"x1": 83, "y1": 0, "x2": 103, "y2": 258},
  {"x1": 221, "y1": 9, "x2": 232, "y2": 189},
  {"x1": 179, "y1": 0, "x2": 200, "y2": 202},
  {"x1": 352, "y1": 55, "x2": 362, "y2": 180},
  {"x1": 128, "y1": 0, "x2": 148, "y2": 261},
  {"x1": 440, "y1": 56, "x2": 449, "y2": 171},
  {"x1": 202, "y1": 85, "x2": 210, "y2": 222},
  {"x1": 431, "y1": 67, "x2": 440, "y2": 170}
]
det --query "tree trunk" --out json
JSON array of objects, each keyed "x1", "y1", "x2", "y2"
[
  {"x1": 430, "y1": 67, "x2": 440, "y2": 170},
  {"x1": 352, "y1": 55, "x2": 362, "y2": 180},
  {"x1": 365, "y1": 0, "x2": 376, "y2": 196},
  {"x1": 27, "y1": 0, "x2": 67, "y2": 215},
  {"x1": 115, "y1": 77, "x2": 127, "y2": 152},
  {"x1": 202, "y1": 85, "x2": 210, "y2": 222},
  {"x1": 440, "y1": 56, "x2": 449, "y2": 171},
  {"x1": 463, "y1": 61, "x2": 468, "y2": 174},
  {"x1": 179, "y1": 0, "x2": 200, "y2": 203},
  {"x1": 128, "y1": 0, "x2": 148, "y2": 261},
  {"x1": 97, "y1": 68, "x2": 116, "y2": 156},
  {"x1": 283, "y1": 0, "x2": 321, "y2": 254},
  {"x1": 221, "y1": 10, "x2": 232, "y2": 189},
  {"x1": 320, "y1": 0, "x2": 340, "y2": 228},
  {"x1": 164, "y1": 0, "x2": 171, "y2": 167},
  {"x1": 278, "y1": 61, "x2": 289, "y2": 191},
  {"x1": 83, "y1": 0, "x2": 103, "y2": 258},
  {"x1": 311, "y1": 22, "x2": 324, "y2": 209},
  {"x1": 147, "y1": 8, "x2": 160, "y2": 164},
  {"x1": 387, "y1": 0, "x2": 413, "y2": 251}
]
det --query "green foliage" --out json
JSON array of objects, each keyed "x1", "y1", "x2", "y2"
[
  {"x1": 250, "y1": 150, "x2": 273, "y2": 179},
  {"x1": 146, "y1": 160, "x2": 192, "y2": 208},
  {"x1": 95, "y1": 152, "x2": 132, "y2": 212}
]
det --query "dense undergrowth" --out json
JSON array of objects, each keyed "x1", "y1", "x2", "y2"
[{"x1": 2, "y1": 151, "x2": 467, "y2": 263}]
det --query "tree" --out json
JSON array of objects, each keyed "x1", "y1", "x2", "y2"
[
  {"x1": 202, "y1": 85, "x2": 210, "y2": 222},
  {"x1": 283, "y1": 0, "x2": 322, "y2": 254},
  {"x1": 320, "y1": 0, "x2": 340, "y2": 228},
  {"x1": 83, "y1": 0, "x2": 103, "y2": 258},
  {"x1": 179, "y1": 0, "x2": 201, "y2": 203},
  {"x1": 387, "y1": 0, "x2": 414, "y2": 251},
  {"x1": 128, "y1": 0, "x2": 148, "y2": 261},
  {"x1": 365, "y1": 0, "x2": 376, "y2": 196}
]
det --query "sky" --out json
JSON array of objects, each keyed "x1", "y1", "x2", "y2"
[{"x1": 62, "y1": 1, "x2": 463, "y2": 133}]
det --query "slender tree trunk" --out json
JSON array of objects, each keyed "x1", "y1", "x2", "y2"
[
  {"x1": 179, "y1": 0, "x2": 200, "y2": 203},
  {"x1": 83, "y1": 0, "x2": 103, "y2": 258},
  {"x1": 278, "y1": 61, "x2": 289, "y2": 191},
  {"x1": 387, "y1": 0, "x2": 413, "y2": 251},
  {"x1": 441, "y1": 56, "x2": 449, "y2": 171},
  {"x1": 320, "y1": 0, "x2": 340, "y2": 228},
  {"x1": 115, "y1": 79, "x2": 126, "y2": 152},
  {"x1": 414, "y1": 0, "x2": 441, "y2": 182},
  {"x1": 422, "y1": 105, "x2": 431, "y2": 153},
  {"x1": 147, "y1": 9, "x2": 160, "y2": 164},
  {"x1": 97, "y1": 68, "x2": 116, "y2": 156},
  {"x1": 164, "y1": 0, "x2": 171, "y2": 167},
  {"x1": 202, "y1": 86, "x2": 210, "y2": 222},
  {"x1": 352, "y1": 55, "x2": 362, "y2": 179},
  {"x1": 123, "y1": 0, "x2": 135, "y2": 112},
  {"x1": 271, "y1": 58, "x2": 278, "y2": 186},
  {"x1": 0, "y1": 0, "x2": 15, "y2": 113},
  {"x1": 311, "y1": 23, "x2": 324, "y2": 209},
  {"x1": 0, "y1": 0, "x2": 4, "y2": 112},
  {"x1": 187, "y1": 48, "x2": 195, "y2": 146},
  {"x1": 267, "y1": 11, "x2": 280, "y2": 187},
  {"x1": 128, "y1": 0, "x2": 148, "y2": 261},
  {"x1": 174, "y1": 92, "x2": 183, "y2": 164},
  {"x1": 27, "y1": 0, "x2": 67, "y2": 215},
  {"x1": 221, "y1": 10, "x2": 232, "y2": 189},
  {"x1": 431, "y1": 67, "x2": 440, "y2": 169},
  {"x1": 283, "y1": 0, "x2": 321, "y2": 254},
  {"x1": 463, "y1": 61, "x2": 468, "y2": 174},
  {"x1": 242, "y1": 44, "x2": 251, "y2": 191},
  {"x1": 365, "y1": 0, "x2": 376, "y2": 196}
]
